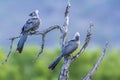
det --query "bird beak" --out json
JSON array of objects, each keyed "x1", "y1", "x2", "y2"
[{"x1": 29, "y1": 12, "x2": 33, "y2": 16}]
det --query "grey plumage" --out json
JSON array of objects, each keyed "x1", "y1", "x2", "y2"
[
  {"x1": 16, "y1": 10, "x2": 41, "y2": 53},
  {"x1": 48, "y1": 32, "x2": 80, "y2": 70},
  {"x1": 17, "y1": 32, "x2": 28, "y2": 53}
]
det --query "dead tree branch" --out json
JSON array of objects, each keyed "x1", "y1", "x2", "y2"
[
  {"x1": 58, "y1": 23, "x2": 93, "y2": 80},
  {"x1": 58, "y1": 1, "x2": 93, "y2": 80},
  {"x1": 2, "y1": 25, "x2": 61, "y2": 64},
  {"x1": 83, "y1": 41, "x2": 109, "y2": 80},
  {"x1": 71, "y1": 23, "x2": 93, "y2": 62},
  {"x1": 60, "y1": 0, "x2": 71, "y2": 48},
  {"x1": 58, "y1": 0, "x2": 71, "y2": 80},
  {"x1": 59, "y1": 57, "x2": 71, "y2": 80},
  {"x1": 2, "y1": 35, "x2": 21, "y2": 64},
  {"x1": 33, "y1": 25, "x2": 61, "y2": 62}
]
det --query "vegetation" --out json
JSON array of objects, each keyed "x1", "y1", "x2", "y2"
[{"x1": 0, "y1": 46, "x2": 119, "y2": 80}]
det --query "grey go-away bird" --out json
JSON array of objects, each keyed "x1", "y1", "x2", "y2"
[
  {"x1": 16, "y1": 10, "x2": 41, "y2": 53},
  {"x1": 48, "y1": 32, "x2": 80, "y2": 70}
]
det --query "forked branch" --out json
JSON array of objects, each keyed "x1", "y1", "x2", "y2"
[
  {"x1": 2, "y1": 25, "x2": 61, "y2": 64},
  {"x1": 58, "y1": 23, "x2": 93, "y2": 80},
  {"x1": 2, "y1": 35, "x2": 21, "y2": 64},
  {"x1": 33, "y1": 25, "x2": 61, "y2": 62}
]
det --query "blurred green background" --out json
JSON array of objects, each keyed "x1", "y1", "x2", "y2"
[{"x1": 0, "y1": 46, "x2": 120, "y2": 80}]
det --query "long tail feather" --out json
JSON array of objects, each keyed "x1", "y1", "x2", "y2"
[
  {"x1": 16, "y1": 32, "x2": 28, "y2": 53},
  {"x1": 48, "y1": 54, "x2": 63, "y2": 70}
]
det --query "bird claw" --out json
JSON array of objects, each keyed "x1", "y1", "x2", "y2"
[{"x1": 29, "y1": 30, "x2": 39, "y2": 35}]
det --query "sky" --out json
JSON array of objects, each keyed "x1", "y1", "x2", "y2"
[{"x1": 0, "y1": 0, "x2": 120, "y2": 49}]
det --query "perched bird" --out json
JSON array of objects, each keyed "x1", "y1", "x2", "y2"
[
  {"x1": 16, "y1": 10, "x2": 41, "y2": 53},
  {"x1": 48, "y1": 32, "x2": 80, "y2": 70}
]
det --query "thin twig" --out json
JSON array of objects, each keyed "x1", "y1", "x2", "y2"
[
  {"x1": 83, "y1": 41, "x2": 109, "y2": 80},
  {"x1": 60, "y1": 0, "x2": 71, "y2": 48},
  {"x1": 32, "y1": 34, "x2": 45, "y2": 62},
  {"x1": 33, "y1": 25, "x2": 61, "y2": 62},
  {"x1": 71, "y1": 23, "x2": 93, "y2": 62},
  {"x1": 35, "y1": 25, "x2": 61, "y2": 35},
  {"x1": 2, "y1": 35, "x2": 21, "y2": 64}
]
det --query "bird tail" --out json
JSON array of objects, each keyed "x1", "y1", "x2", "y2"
[
  {"x1": 16, "y1": 32, "x2": 28, "y2": 53},
  {"x1": 48, "y1": 54, "x2": 63, "y2": 70}
]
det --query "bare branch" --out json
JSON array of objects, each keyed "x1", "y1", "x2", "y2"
[
  {"x1": 58, "y1": 23, "x2": 93, "y2": 80},
  {"x1": 59, "y1": 57, "x2": 71, "y2": 80},
  {"x1": 33, "y1": 25, "x2": 61, "y2": 62},
  {"x1": 65, "y1": 0, "x2": 71, "y2": 18},
  {"x1": 3, "y1": 25, "x2": 61, "y2": 63},
  {"x1": 9, "y1": 35, "x2": 21, "y2": 40},
  {"x1": 60, "y1": 0, "x2": 71, "y2": 48},
  {"x1": 35, "y1": 25, "x2": 61, "y2": 35},
  {"x1": 58, "y1": 1, "x2": 71, "y2": 80},
  {"x1": 83, "y1": 41, "x2": 109, "y2": 80},
  {"x1": 2, "y1": 35, "x2": 21, "y2": 64},
  {"x1": 71, "y1": 23, "x2": 93, "y2": 62},
  {"x1": 32, "y1": 34, "x2": 45, "y2": 62}
]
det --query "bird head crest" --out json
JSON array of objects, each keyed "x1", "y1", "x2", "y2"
[
  {"x1": 29, "y1": 10, "x2": 39, "y2": 17},
  {"x1": 74, "y1": 32, "x2": 80, "y2": 41}
]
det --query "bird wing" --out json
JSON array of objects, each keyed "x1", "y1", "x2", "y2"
[
  {"x1": 62, "y1": 40, "x2": 78, "y2": 55},
  {"x1": 21, "y1": 18, "x2": 40, "y2": 33}
]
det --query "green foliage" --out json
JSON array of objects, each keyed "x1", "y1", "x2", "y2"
[{"x1": 0, "y1": 47, "x2": 120, "y2": 80}]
